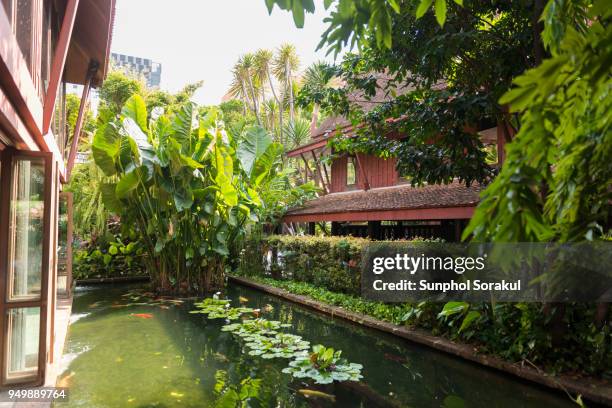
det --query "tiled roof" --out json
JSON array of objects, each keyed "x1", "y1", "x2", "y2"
[
  {"x1": 286, "y1": 181, "x2": 482, "y2": 216},
  {"x1": 312, "y1": 74, "x2": 415, "y2": 138}
]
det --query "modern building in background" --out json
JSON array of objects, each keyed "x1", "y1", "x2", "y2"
[
  {"x1": 111, "y1": 52, "x2": 162, "y2": 88},
  {"x1": 0, "y1": 0, "x2": 115, "y2": 387}
]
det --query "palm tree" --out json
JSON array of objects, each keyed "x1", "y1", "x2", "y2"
[
  {"x1": 273, "y1": 44, "x2": 300, "y2": 128},
  {"x1": 228, "y1": 62, "x2": 250, "y2": 116},
  {"x1": 229, "y1": 55, "x2": 262, "y2": 125},
  {"x1": 262, "y1": 99, "x2": 278, "y2": 135},
  {"x1": 255, "y1": 49, "x2": 284, "y2": 138},
  {"x1": 283, "y1": 118, "x2": 311, "y2": 149},
  {"x1": 302, "y1": 61, "x2": 337, "y2": 135}
]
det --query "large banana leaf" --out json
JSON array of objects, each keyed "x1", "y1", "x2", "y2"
[
  {"x1": 121, "y1": 94, "x2": 148, "y2": 132},
  {"x1": 92, "y1": 122, "x2": 122, "y2": 176},
  {"x1": 237, "y1": 126, "x2": 273, "y2": 177}
]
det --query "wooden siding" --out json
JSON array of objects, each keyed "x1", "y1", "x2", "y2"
[{"x1": 331, "y1": 153, "x2": 399, "y2": 192}]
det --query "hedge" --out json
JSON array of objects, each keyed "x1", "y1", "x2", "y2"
[
  {"x1": 239, "y1": 235, "x2": 369, "y2": 295},
  {"x1": 237, "y1": 235, "x2": 612, "y2": 378}
]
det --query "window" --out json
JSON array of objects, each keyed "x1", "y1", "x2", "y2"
[
  {"x1": 40, "y1": 0, "x2": 51, "y2": 92},
  {"x1": 57, "y1": 192, "x2": 72, "y2": 298},
  {"x1": 5, "y1": 307, "x2": 40, "y2": 380},
  {"x1": 7, "y1": 158, "x2": 45, "y2": 302},
  {"x1": 15, "y1": 0, "x2": 33, "y2": 72},
  {"x1": 2, "y1": 0, "x2": 12, "y2": 20},
  {"x1": 346, "y1": 157, "x2": 357, "y2": 186}
]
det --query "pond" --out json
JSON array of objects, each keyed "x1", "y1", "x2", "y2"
[{"x1": 55, "y1": 283, "x2": 573, "y2": 408}]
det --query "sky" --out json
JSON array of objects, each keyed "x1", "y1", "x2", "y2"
[{"x1": 111, "y1": 0, "x2": 337, "y2": 106}]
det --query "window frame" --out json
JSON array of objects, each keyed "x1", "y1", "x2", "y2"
[{"x1": 0, "y1": 148, "x2": 54, "y2": 386}]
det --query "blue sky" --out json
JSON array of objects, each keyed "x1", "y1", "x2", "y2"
[{"x1": 111, "y1": 0, "x2": 336, "y2": 105}]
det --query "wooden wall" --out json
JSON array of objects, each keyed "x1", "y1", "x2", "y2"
[{"x1": 330, "y1": 153, "x2": 399, "y2": 193}]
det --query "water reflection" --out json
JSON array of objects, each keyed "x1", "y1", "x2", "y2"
[{"x1": 55, "y1": 284, "x2": 572, "y2": 408}]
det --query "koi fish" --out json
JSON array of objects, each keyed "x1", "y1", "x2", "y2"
[
  {"x1": 131, "y1": 313, "x2": 153, "y2": 319},
  {"x1": 252, "y1": 309, "x2": 261, "y2": 317},
  {"x1": 384, "y1": 353, "x2": 408, "y2": 364},
  {"x1": 213, "y1": 352, "x2": 229, "y2": 363},
  {"x1": 57, "y1": 371, "x2": 75, "y2": 388},
  {"x1": 239, "y1": 296, "x2": 249, "y2": 303},
  {"x1": 298, "y1": 389, "x2": 336, "y2": 402}
]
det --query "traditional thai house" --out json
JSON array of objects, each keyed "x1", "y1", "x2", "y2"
[
  {"x1": 0, "y1": 0, "x2": 115, "y2": 386},
  {"x1": 283, "y1": 76, "x2": 504, "y2": 241}
]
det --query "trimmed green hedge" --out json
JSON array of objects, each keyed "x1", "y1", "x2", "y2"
[
  {"x1": 237, "y1": 235, "x2": 612, "y2": 378},
  {"x1": 239, "y1": 235, "x2": 442, "y2": 295},
  {"x1": 239, "y1": 235, "x2": 367, "y2": 295}
]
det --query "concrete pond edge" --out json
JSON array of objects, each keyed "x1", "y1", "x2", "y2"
[{"x1": 229, "y1": 275, "x2": 612, "y2": 406}]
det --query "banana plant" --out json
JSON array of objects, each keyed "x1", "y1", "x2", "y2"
[{"x1": 92, "y1": 94, "x2": 280, "y2": 294}]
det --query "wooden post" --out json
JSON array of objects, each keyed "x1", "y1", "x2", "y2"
[
  {"x1": 42, "y1": 0, "x2": 80, "y2": 134},
  {"x1": 65, "y1": 60, "x2": 97, "y2": 181},
  {"x1": 354, "y1": 153, "x2": 370, "y2": 190},
  {"x1": 301, "y1": 153, "x2": 328, "y2": 194},
  {"x1": 311, "y1": 150, "x2": 331, "y2": 191},
  {"x1": 308, "y1": 222, "x2": 316, "y2": 235},
  {"x1": 367, "y1": 221, "x2": 381, "y2": 240},
  {"x1": 331, "y1": 222, "x2": 341, "y2": 236}
]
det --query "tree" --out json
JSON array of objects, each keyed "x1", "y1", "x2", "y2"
[
  {"x1": 229, "y1": 55, "x2": 264, "y2": 126},
  {"x1": 298, "y1": 1, "x2": 537, "y2": 187},
  {"x1": 464, "y1": 0, "x2": 611, "y2": 243},
  {"x1": 255, "y1": 49, "x2": 284, "y2": 138},
  {"x1": 92, "y1": 95, "x2": 282, "y2": 293},
  {"x1": 273, "y1": 44, "x2": 300, "y2": 128},
  {"x1": 240, "y1": 54, "x2": 263, "y2": 125},
  {"x1": 299, "y1": 61, "x2": 338, "y2": 133},
  {"x1": 98, "y1": 70, "x2": 144, "y2": 114}
]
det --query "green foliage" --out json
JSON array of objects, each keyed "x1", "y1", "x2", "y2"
[
  {"x1": 465, "y1": 0, "x2": 611, "y2": 242},
  {"x1": 98, "y1": 71, "x2": 144, "y2": 115},
  {"x1": 66, "y1": 161, "x2": 114, "y2": 238},
  {"x1": 214, "y1": 374, "x2": 262, "y2": 408},
  {"x1": 65, "y1": 93, "x2": 95, "y2": 150},
  {"x1": 240, "y1": 235, "x2": 368, "y2": 294},
  {"x1": 193, "y1": 295, "x2": 363, "y2": 387},
  {"x1": 73, "y1": 233, "x2": 146, "y2": 280},
  {"x1": 190, "y1": 298, "x2": 254, "y2": 320},
  {"x1": 91, "y1": 94, "x2": 280, "y2": 293},
  {"x1": 239, "y1": 276, "x2": 611, "y2": 377},
  {"x1": 245, "y1": 333, "x2": 310, "y2": 359},
  {"x1": 265, "y1": 0, "x2": 460, "y2": 56},
  {"x1": 282, "y1": 344, "x2": 363, "y2": 384},
  {"x1": 299, "y1": 0, "x2": 536, "y2": 187},
  {"x1": 222, "y1": 319, "x2": 291, "y2": 338}
]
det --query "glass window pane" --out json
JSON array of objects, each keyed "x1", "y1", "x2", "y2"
[
  {"x1": 15, "y1": 0, "x2": 32, "y2": 71},
  {"x1": 57, "y1": 194, "x2": 71, "y2": 299},
  {"x1": 347, "y1": 158, "x2": 356, "y2": 186},
  {"x1": 8, "y1": 158, "x2": 45, "y2": 301},
  {"x1": 2, "y1": 0, "x2": 12, "y2": 24},
  {"x1": 6, "y1": 307, "x2": 40, "y2": 380},
  {"x1": 41, "y1": 1, "x2": 51, "y2": 91},
  {"x1": 57, "y1": 275, "x2": 67, "y2": 296}
]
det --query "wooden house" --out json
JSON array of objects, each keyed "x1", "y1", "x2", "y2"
[
  {"x1": 284, "y1": 76, "x2": 504, "y2": 241},
  {"x1": 0, "y1": 0, "x2": 115, "y2": 386}
]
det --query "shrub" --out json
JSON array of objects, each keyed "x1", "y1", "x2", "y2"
[
  {"x1": 73, "y1": 234, "x2": 147, "y2": 280},
  {"x1": 240, "y1": 235, "x2": 369, "y2": 295}
]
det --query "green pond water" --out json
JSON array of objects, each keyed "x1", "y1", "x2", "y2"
[{"x1": 55, "y1": 283, "x2": 573, "y2": 408}]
